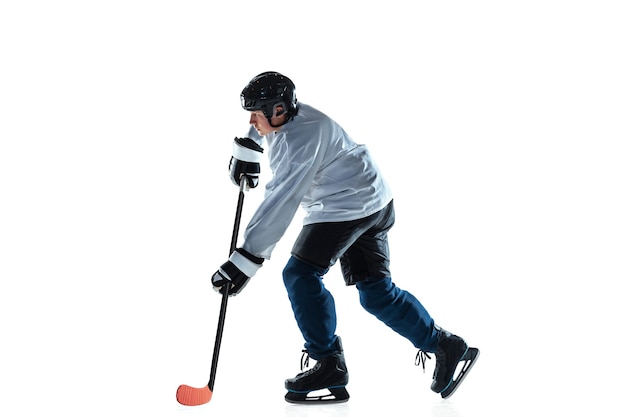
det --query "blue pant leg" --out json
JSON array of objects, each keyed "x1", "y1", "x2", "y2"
[
  {"x1": 283, "y1": 256, "x2": 338, "y2": 359},
  {"x1": 356, "y1": 278, "x2": 439, "y2": 352}
]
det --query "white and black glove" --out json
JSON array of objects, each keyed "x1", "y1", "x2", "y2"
[
  {"x1": 229, "y1": 137, "x2": 264, "y2": 188},
  {"x1": 211, "y1": 248, "x2": 264, "y2": 296}
]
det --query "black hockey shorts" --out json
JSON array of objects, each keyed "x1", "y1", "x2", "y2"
[{"x1": 291, "y1": 200, "x2": 395, "y2": 286}]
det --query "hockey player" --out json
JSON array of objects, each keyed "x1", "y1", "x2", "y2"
[{"x1": 211, "y1": 72, "x2": 479, "y2": 403}]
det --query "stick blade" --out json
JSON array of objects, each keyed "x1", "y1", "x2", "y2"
[{"x1": 176, "y1": 384, "x2": 213, "y2": 406}]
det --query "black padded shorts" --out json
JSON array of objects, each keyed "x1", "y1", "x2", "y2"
[{"x1": 291, "y1": 201, "x2": 395, "y2": 285}]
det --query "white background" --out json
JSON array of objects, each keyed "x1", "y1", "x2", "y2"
[{"x1": 1, "y1": 1, "x2": 625, "y2": 416}]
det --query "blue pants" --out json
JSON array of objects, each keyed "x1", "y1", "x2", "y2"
[
  {"x1": 283, "y1": 256, "x2": 439, "y2": 359},
  {"x1": 283, "y1": 202, "x2": 439, "y2": 359}
]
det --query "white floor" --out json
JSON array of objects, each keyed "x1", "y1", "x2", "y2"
[{"x1": 4, "y1": 259, "x2": 624, "y2": 417}]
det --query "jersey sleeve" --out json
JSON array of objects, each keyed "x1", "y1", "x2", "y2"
[
  {"x1": 240, "y1": 122, "x2": 328, "y2": 260},
  {"x1": 246, "y1": 126, "x2": 266, "y2": 148}
]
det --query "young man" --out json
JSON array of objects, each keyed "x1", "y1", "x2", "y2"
[{"x1": 211, "y1": 72, "x2": 479, "y2": 403}]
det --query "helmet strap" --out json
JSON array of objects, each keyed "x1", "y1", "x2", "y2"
[{"x1": 267, "y1": 103, "x2": 291, "y2": 128}]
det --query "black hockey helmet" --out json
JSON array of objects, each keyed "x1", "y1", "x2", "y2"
[{"x1": 241, "y1": 71, "x2": 298, "y2": 127}]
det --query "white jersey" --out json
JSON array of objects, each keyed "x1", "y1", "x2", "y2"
[{"x1": 241, "y1": 103, "x2": 393, "y2": 260}]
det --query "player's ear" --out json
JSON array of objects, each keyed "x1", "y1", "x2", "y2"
[{"x1": 274, "y1": 104, "x2": 285, "y2": 117}]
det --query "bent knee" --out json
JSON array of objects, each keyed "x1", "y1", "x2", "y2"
[
  {"x1": 283, "y1": 256, "x2": 326, "y2": 281},
  {"x1": 356, "y1": 278, "x2": 393, "y2": 309}
]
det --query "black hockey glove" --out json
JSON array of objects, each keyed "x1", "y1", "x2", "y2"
[
  {"x1": 211, "y1": 248, "x2": 264, "y2": 296},
  {"x1": 229, "y1": 137, "x2": 264, "y2": 188}
]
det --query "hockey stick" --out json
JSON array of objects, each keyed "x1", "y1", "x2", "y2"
[{"x1": 176, "y1": 179, "x2": 247, "y2": 406}]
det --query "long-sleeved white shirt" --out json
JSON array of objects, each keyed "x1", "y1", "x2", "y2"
[{"x1": 241, "y1": 103, "x2": 393, "y2": 260}]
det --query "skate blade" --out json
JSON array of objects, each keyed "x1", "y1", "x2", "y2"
[
  {"x1": 441, "y1": 347, "x2": 479, "y2": 399},
  {"x1": 285, "y1": 387, "x2": 350, "y2": 404}
]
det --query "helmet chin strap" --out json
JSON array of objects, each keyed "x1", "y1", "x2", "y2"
[{"x1": 268, "y1": 116, "x2": 289, "y2": 128}]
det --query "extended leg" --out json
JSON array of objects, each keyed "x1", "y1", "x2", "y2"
[
  {"x1": 356, "y1": 278, "x2": 439, "y2": 352},
  {"x1": 357, "y1": 278, "x2": 478, "y2": 398}
]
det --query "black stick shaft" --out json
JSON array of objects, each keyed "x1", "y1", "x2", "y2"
[{"x1": 208, "y1": 181, "x2": 246, "y2": 391}]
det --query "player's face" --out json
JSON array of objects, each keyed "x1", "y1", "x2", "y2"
[
  {"x1": 248, "y1": 107, "x2": 286, "y2": 136},
  {"x1": 249, "y1": 110, "x2": 273, "y2": 136}
]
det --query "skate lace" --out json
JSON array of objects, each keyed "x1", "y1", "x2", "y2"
[
  {"x1": 415, "y1": 350, "x2": 432, "y2": 373},
  {"x1": 300, "y1": 350, "x2": 310, "y2": 371}
]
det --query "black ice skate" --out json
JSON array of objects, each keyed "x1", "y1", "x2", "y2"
[
  {"x1": 284, "y1": 337, "x2": 349, "y2": 404},
  {"x1": 430, "y1": 329, "x2": 479, "y2": 399}
]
